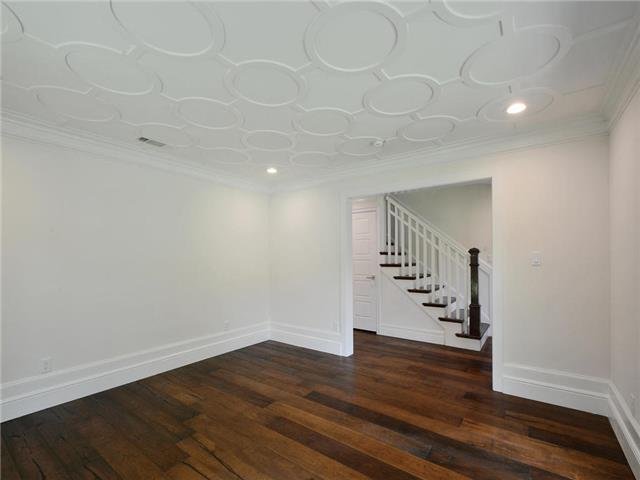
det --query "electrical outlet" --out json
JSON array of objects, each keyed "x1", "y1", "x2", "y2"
[
  {"x1": 333, "y1": 321, "x2": 339, "y2": 332},
  {"x1": 223, "y1": 321, "x2": 229, "y2": 331},
  {"x1": 41, "y1": 357, "x2": 52, "y2": 374}
]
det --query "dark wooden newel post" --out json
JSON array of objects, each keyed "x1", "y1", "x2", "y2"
[{"x1": 468, "y1": 248, "x2": 481, "y2": 337}]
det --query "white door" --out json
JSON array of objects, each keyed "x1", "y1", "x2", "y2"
[{"x1": 352, "y1": 209, "x2": 378, "y2": 332}]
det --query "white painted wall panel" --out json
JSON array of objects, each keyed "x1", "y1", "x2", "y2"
[
  {"x1": 610, "y1": 88, "x2": 640, "y2": 423},
  {"x1": 1, "y1": 137, "x2": 270, "y2": 385},
  {"x1": 270, "y1": 136, "x2": 610, "y2": 381}
]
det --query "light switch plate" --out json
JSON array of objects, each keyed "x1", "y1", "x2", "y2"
[{"x1": 531, "y1": 251, "x2": 542, "y2": 267}]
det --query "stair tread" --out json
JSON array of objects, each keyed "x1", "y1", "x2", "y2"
[
  {"x1": 422, "y1": 297, "x2": 456, "y2": 307},
  {"x1": 439, "y1": 317, "x2": 464, "y2": 324},
  {"x1": 407, "y1": 285, "x2": 440, "y2": 294},
  {"x1": 438, "y1": 315, "x2": 464, "y2": 323},
  {"x1": 394, "y1": 273, "x2": 428, "y2": 280},
  {"x1": 456, "y1": 323, "x2": 490, "y2": 340},
  {"x1": 380, "y1": 262, "x2": 416, "y2": 267}
]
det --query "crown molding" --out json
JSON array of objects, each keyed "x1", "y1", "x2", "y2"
[
  {"x1": 1, "y1": 110, "x2": 271, "y2": 193},
  {"x1": 602, "y1": 9, "x2": 640, "y2": 129},
  {"x1": 0, "y1": 110, "x2": 610, "y2": 195},
  {"x1": 273, "y1": 113, "x2": 609, "y2": 192}
]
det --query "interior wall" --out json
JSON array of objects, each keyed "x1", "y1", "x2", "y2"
[
  {"x1": 269, "y1": 186, "x2": 342, "y2": 336},
  {"x1": 2, "y1": 137, "x2": 271, "y2": 397},
  {"x1": 610, "y1": 87, "x2": 640, "y2": 425},
  {"x1": 270, "y1": 136, "x2": 611, "y2": 383},
  {"x1": 394, "y1": 182, "x2": 493, "y2": 262}
]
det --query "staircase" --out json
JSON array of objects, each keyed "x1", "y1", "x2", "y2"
[{"x1": 380, "y1": 195, "x2": 492, "y2": 351}]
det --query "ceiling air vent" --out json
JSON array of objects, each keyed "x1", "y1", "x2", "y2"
[{"x1": 138, "y1": 137, "x2": 166, "y2": 147}]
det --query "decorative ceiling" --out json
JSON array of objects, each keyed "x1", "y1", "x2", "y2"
[{"x1": 2, "y1": 1, "x2": 639, "y2": 187}]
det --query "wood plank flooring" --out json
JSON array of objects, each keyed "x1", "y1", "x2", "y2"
[{"x1": 1, "y1": 331, "x2": 634, "y2": 479}]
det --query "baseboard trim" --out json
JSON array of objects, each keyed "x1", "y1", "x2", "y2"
[
  {"x1": 378, "y1": 324, "x2": 444, "y2": 344},
  {"x1": 502, "y1": 363, "x2": 610, "y2": 416},
  {"x1": 270, "y1": 322, "x2": 343, "y2": 355},
  {"x1": 0, "y1": 323, "x2": 270, "y2": 422},
  {"x1": 609, "y1": 383, "x2": 640, "y2": 478}
]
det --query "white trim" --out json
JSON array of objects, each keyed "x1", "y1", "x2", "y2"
[
  {"x1": 278, "y1": 114, "x2": 608, "y2": 192},
  {"x1": 502, "y1": 363, "x2": 610, "y2": 415},
  {"x1": 603, "y1": 13, "x2": 640, "y2": 129},
  {"x1": 1, "y1": 111, "x2": 269, "y2": 193},
  {"x1": 0, "y1": 322, "x2": 270, "y2": 422},
  {"x1": 609, "y1": 383, "x2": 640, "y2": 478},
  {"x1": 2, "y1": 110, "x2": 609, "y2": 195},
  {"x1": 378, "y1": 325, "x2": 444, "y2": 344},
  {"x1": 270, "y1": 322, "x2": 344, "y2": 355}
]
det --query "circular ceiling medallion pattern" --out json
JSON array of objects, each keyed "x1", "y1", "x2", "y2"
[
  {"x1": 338, "y1": 137, "x2": 383, "y2": 156},
  {"x1": 291, "y1": 152, "x2": 333, "y2": 168},
  {"x1": 305, "y1": 2, "x2": 407, "y2": 73},
  {"x1": 399, "y1": 116, "x2": 456, "y2": 142},
  {"x1": 478, "y1": 88, "x2": 557, "y2": 122},
  {"x1": 364, "y1": 75, "x2": 440, "y2": 117},
  {"x1": 431, "y1": 0, "x2": 502, "y2": 26},
  {"x1": 35, "y1": 86, "x2": 117, "y2": 122},
  {"x1": 227, "y1": 61, "x2": 305, "y2": 107},
  {"x1": 2, "y1": 3, "x2": 23, "y2": 43},
  {"x1": 243, "y1": 130, "x2": 293, "y2": 151},
  {"x1": 197, "y1": 147, "x2": 249, "y2": 165},
  {"x1": 462, "y1": 26, "x2": 571, "y2": 86},
  {"x1": 110, "y1": 1, "x2": 224, "y2": 57},
  {"x1": 64, "y1": 44, "x2": 159, "y2": 95},
  {"x1": 139, "y1": 123, "x2": 193, "y2": 147},
  {"x1": 294, "y1": 109, "x2": 353, "y2": 136},
  {"x1": 176, "y1": 98, "x2": 241, "y2": 130}
]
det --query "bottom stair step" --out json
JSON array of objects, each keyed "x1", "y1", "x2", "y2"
[
  {"x1": 456, "y1": 322, "x2": 490, "y2": 340},
  {"x1": 422, "y1": 297, "x2": 456, "y2": 308}
]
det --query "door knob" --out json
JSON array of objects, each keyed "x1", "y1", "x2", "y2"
[{"x1": 366, "y1": 275, "x2": 376, "y2": 280}]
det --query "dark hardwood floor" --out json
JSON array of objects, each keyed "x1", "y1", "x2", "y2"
[{"x1": 1, "y1": 331, "x2": 634, "y2": 479}]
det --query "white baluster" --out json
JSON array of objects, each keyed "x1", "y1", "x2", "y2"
[
  {"x1": 408, "y1": 219, "x2": 413, "y2": 279},
  {"x1": 445, "y1": 244, "x2": 451, "y2": 311},
  {"x1": 431, "y1": 236, "x2": 446, "y2": 301},
  {"x1": 394, "y1": 208, "x2": 399, "y2": 262},
  {"x1": 385, "y1": 197, "x2": 391, "y2": 263},
  {"x1": 422, "y1": 229, "x2": 428, "y2": 290},
  {"x1": 426, "y1": 235, "x2": 432, "y2": 301},
  {"x1": 400, "y1": 212, "x2": 405, "y2": 275}
]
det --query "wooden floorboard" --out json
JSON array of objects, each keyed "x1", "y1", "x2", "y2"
[{"x1": 1, "y1": 331, "x2": 634, "y2": 479}]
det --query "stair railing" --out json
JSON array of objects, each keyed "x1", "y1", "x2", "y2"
[{"x1": 385, "y1": 195, "x2": 493, "y2": 329}]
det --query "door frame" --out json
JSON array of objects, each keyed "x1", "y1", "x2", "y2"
[
  {"x1": 351, "y1": 201, "x2": 382, "y2": 334},
  {"x1": 339, "y1": 175, "x2": 502, "y2": 392}
]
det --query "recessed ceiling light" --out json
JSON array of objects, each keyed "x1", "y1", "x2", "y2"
[
  {"x1": 266, "y1": 167, "x2": 278, "y2": 174},
  {"x1": 506, "y1": 102, "x2": 527, "y2": 115},
  {"x1": 371, "y1": 139, "x2": 385, "y2": 148}
]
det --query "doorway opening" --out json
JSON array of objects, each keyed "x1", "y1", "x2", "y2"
[{"x1": 350, "y1": 181, "x2": 493, "y2": 361}]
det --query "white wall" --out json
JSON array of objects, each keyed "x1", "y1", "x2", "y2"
[
  {"x1": 268, "y1": 186, "x2": 344, "y2": 354},
  {"x1": 395, "y1": 182, "x2": 493, "y2": 262},
  {"x1": 270, "y1": 136, "x2": 611, "y2": 392},
  {"x1": 1, "y1": 136, "x2": 271, "y2": 419},
  {"x1": 609, "y1": 87, "x2": 640, "y2": 475}
]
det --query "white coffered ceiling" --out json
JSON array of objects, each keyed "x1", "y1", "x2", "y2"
[{"x1": 2, "y1": 1, "x2": 639, "y2": 188}]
